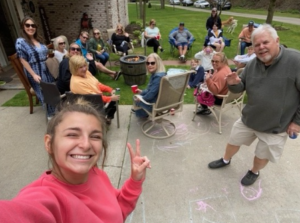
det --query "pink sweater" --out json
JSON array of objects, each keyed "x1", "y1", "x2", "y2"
[{"x1": 0, "y1": 168, "x2": 144, "y2": 223}]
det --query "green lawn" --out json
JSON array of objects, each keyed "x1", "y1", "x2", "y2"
[
  {"x1": 3, "y1": 4, "x2": 300, "y2": 107},
  {"x1": 2, "y1": 65, "x2": 194, "y2": 107},
  {"x1": 128, "y1": 3, "x2": 300, "y2": 60}
]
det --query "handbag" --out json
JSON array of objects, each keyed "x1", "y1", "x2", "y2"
[{"x1": 194, "y1": 84, "x2": 215, "y2": 107}]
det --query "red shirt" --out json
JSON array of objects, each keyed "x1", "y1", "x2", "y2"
[{"x1": 0, "y1": 168, "x2": 144, "y2": 223}]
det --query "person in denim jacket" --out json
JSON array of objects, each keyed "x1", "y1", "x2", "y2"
[{"x1": 133, "y1": 53, "x2": 166, "y2": 118}]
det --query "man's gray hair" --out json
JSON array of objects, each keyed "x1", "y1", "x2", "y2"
[{"x1": 251, "y1": 24, "x2": 279, "y2": 43}]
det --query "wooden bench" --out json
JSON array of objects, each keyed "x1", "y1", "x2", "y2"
[{"x1": 8, "y1": 43, "x2": 53, "y2": 114}]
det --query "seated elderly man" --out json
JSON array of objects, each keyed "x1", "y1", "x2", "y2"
[
  {"x1": 238, "y1": 21, "x2": 256, "y2": 55},
  {"x1": 169, "y1": 22, "x2": 194, "y2": 61},
  {"x1": 233, "y1": 46, "x2": 256, "y2": 71}
]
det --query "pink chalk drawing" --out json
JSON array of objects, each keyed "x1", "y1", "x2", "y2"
[
  {"x1": 240, "y1": 179, "x2": 262, "y2": 201},
  {"x1": 195, "y1": 201, "x2": 217, "y2": 213},
  {"x1": 222, "y1": 187, "x2": 229, "y2": 195},
  {"x1": 189, "y1": 187, "x2": 199, "y2": 193},
  {"x1": 155, "y1": 123, "x2": 211, "y2": 152}
]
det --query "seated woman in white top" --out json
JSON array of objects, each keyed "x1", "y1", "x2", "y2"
[
  {"x1": 233, "y1": 46, "x2": 256, "y2": 70},
  {"x1": 54, "y1": 35, "x2": 69, "y2": 63},
  {"x1": 144, "y1": 19, "x2": 164, "y2": 53}
]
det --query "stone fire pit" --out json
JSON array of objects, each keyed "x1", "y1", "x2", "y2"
[{"x1": 120, "y1": 55, "x2": 147, "y2": 86}]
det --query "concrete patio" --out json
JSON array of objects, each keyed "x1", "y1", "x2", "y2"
[{"x1": 1, "y1": 88, "x2": 300, "y2": 223}]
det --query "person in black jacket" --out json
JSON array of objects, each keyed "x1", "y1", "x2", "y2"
[
  {"x1": 206, "y1": 8, "x2": 222, "y2": 31},
  {"x1": 204, "y1": 8, "x2": 222, "y2": 47},
  {"x1": 111, "y1": 24, "x2": 131, "y2": 56}
]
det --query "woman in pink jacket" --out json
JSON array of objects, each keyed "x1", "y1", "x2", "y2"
[{"x1": 0, "y1": 99, "x2": 151, "y2": 223}]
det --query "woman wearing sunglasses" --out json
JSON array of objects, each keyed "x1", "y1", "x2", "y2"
[
  {"x1": 196, "y1": 52, "x2": 231, "y2": 115},
  {"x1": 53, "y1": 35, "x2": 69, "y2": 63},
  {"x1": 132, "y1": 53, "x2": 166, "y2": 118},
  {"x1": 15, "y1": 16, "x2": 55, "y2": 118},
  {"x1": 111, "y1": 24, "x2": 131, "y2": 56},
  {"x1": 144, "y1": 19, "x2": 164, "y2": 53},
  {"x1": 88, "y1": 28, "x2": 109, "y2": 66}
]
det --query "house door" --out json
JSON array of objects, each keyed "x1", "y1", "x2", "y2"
[{"x1": 0, "y1": 1, "x2": 17, "y2": 67}]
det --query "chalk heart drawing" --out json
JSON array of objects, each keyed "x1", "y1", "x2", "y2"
[{"x1": 240, "y1": 179, "x2": 262, "y2": 201}]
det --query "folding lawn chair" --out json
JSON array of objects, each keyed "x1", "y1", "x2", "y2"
[{"x1": 168, "y1": 27, "x2": 195, "y2": 58}]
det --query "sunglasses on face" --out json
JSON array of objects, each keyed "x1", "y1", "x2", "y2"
[
  {"x1": 146, "y1": 61, "x2": 156, "y2": 66},
  {"x1": 94, "y1": 32, "x2": 100, "y2": 35},
  {"x1": 58, "y1": 42, "x2": 66, "y2": 45},
  {"x1": 211, "y1": 60, "x2": 220, "y2": 64},
  {"x1": 212, "y1": 10, "x2": 216, "y2": 12},
  {"x1": 25, "y1": 23, "x2": 36, "y2": 28},
  {"x1": 70, "y1": 47, "x2": 80, "y2": 52},
  {"x1": 117, "y1": 29, "x2": 122, "y2": 31},
  {"x1": 81, "y1": 36, "x2": 88, "y2": 39}
]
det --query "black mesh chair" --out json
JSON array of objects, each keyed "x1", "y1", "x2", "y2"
[{"x1": 40, "y1": 81, "x2": 66, "y2": 123}]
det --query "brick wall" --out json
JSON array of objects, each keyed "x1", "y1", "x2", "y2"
[{"x1": 31, "y1": 0, "x2": 129, "y2": 44}]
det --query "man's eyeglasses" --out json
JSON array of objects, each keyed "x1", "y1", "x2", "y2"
[
  {"x1": 94, "y1": 32, "x2": 100, "y2": 35},
  {"x1": 82, "y1": 36, "x2": 88, "y2": 40},
  {"x1": 211, "y1": 60, "x2": 220, "y2": 64},
  {"x1": 146, "y1": 61, "x2": 156, "y2": 66},
  {"x1": 58, "y1": 42, "x2": 66, "y2": 45},
  {"x1": 25, "y1": 23, "x2": 36, "y2": 28},
  {"x1": 70, "y1": 47, "x2": 81, "y2": 52}
]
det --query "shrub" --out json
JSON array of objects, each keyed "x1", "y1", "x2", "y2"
[{"x1": 133, "y1": 30, "x2": 141, "y2": 37}]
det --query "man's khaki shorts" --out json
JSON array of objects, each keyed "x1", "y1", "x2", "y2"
[{"x1": 228, "y1": 118, "x2": 288, "y2": 163}]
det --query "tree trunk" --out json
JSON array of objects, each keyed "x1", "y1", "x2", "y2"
[
  {"x1": 143, "y1": 0, "x2": 146, "y2": 28},
  {"x1": 139, "y1": 0, "x2": 143, "y2": 19},
  {"x1": 161, "y1": 0, "x2": 165, "y2": 9},
  {"x1": 266, "y1": 0, "x2": 276, "y2": 24}
]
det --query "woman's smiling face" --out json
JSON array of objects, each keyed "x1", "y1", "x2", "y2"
[
  {"x1": 24, "y1": 19, "x2": 36, "y2": 37},
  {"x1": 146, "y1": 56, "x2": 157, "y2": 74},
  {"x1": 45, "y1": 112, "x2": 103, "y2": 184}
]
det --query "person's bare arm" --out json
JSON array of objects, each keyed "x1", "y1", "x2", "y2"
[{"x1": 19, "y1": 58, "x2": 41, "y2": 83}]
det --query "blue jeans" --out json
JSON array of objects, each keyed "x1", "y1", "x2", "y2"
[
  {"x1": 240, "y1": 41, "x2": 252, "y2": 55},
  {"x1": 134, "y1": 100, "x2": 152, "y2": 118},
  {"x1": 95, "y1": 51, "x2": 109, "y2": 66},
  {"x1": 176, "y1": 42, "x2": 188, "y2": 47}
]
